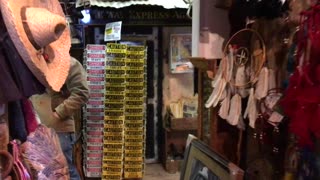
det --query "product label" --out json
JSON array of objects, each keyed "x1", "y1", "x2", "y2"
[
  {"x1": 87, "y1": 44, "x2": 106, "y2": 51},
  {"x1": 87, "y1": 69, "x2": 105, "y2": 75},
  {"x1": 86, "y1": 146, "x2": 103, "y2": 151}
]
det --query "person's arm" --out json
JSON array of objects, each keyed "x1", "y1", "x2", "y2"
[{"x1": 54, "y1": 58, "x2": 89, "y2": 119}]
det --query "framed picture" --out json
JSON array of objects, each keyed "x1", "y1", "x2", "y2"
[
  {"x1": 180, "y1": 139, "x2": 244, "y2": 180},
  {"x1": 70, "y1": 24, "x2": 85, "y2": 49},
  {"x1": 170, "y1": 34, "x2": 193, "y2": 73}
]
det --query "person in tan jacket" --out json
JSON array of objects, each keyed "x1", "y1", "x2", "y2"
[{"x1": 47, "y1": 57, "x2": 89, "y2": 180}]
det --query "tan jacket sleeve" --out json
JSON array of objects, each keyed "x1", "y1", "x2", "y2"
[{"x1": 55, "y1": 57, "x2": 89, "y2": 119}]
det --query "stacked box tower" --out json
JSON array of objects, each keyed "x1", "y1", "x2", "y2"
[
  {"x1": 103, "y1": 43, "x2": 127, "y2": 179},
  {"x1": 123, "y1": 45, "x2": 147, "y2": 179},
  {"x1": 83, "y1": 44, "x2": 106, "y2": 178}
]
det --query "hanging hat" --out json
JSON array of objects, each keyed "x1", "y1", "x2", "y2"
[{"x1": 0, "y1": 0, "x2": 71, "y2": 91}]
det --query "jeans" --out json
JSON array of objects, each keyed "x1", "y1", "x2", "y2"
[{"x1": 57, "y1": 132, "x2": 81, "y2": 180}]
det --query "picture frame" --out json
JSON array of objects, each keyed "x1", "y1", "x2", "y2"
[
  {"x1": 170, "y1": 34, "x2": 193, "y2": 74},
  {"x1": 70, "y1": 24, "x2": 85, "y2": 49},
  {"x1": 180, "y1": 139, "x2": 244, "y2": 180}
]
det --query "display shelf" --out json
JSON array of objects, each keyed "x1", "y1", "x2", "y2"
[{"x1": 161, "y1": 117, "x2": 198, "y2": 173}]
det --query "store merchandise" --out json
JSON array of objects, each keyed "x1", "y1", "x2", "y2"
[
  {"x1": 20, "y1": 125, "x2": 69, "y2": 179},
  {"x1": 83, "y1": 44, "x2": 106, "y2": 177},
  {"x1": 0, "y1": 0, "x2": 71, "y2": 91},
  {"x1": 281, "y1": 3, "x2": 320, "y2": 148},
  {"x1": 123, "y1": 45, "x2": 146, "y2": 179},
  {"x1": 0, "y1": 17, "x2": 45, "y2": 103},
  {"x1": 11, "y1": 140, "x2": 31, "y2": 180},
  {"x1": 82, "y1": 43, "x2": 147, "y2": 179},
  {"x1": 205, "y1": 28, "x2": 270, "y2": 128},
  {"x1": 103, "y1": 43, "x2": 126, "y2": 179}
]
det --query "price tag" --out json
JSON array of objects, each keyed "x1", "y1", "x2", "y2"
[
  {"x1": 265, "y1": 95, "x2": 281, "y2": 109},
  {"x1": 268, "y1": 111, "x2": 284, "y2": 123}
]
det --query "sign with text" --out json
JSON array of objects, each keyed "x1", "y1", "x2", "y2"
[
  {"x1": 104, "y1": 21, "x2": 122, "y2": 41},
  {"x1": 86, "y1": 6, "x2": 191, "y2": 26}
]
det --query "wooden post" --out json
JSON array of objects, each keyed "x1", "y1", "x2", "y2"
[{"x1": 197, "y1": 70, "x2": 203, "y2": 139}]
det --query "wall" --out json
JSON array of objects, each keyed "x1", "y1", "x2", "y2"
[
  {"x1": 162, "y1": 27, "x2": 193, "y2": 115},
  {"x1": 199, "y1": 0, "x2": 230, "y2": 60}
]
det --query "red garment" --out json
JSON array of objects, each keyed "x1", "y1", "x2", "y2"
[
  {"x1": 281, "y1": 7, "x2": 320, "y2": 148},
  {"x1": 21, "y1": 99, "x2": 38, "y2": 134}
]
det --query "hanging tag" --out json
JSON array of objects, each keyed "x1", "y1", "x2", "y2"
[
  {"x1": 268, "y1": 111, "x2": 284, "y2": 123},
  {"x1": 265, "y1": 95, "x2": 281, "y2": 109}
]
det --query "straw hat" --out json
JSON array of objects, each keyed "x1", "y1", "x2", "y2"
[{"x1": 0, "y1": 0, "x2": 71, "y2": 91}]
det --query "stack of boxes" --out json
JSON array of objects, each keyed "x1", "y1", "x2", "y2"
[
  {"x1": 124, "y1": 45, "x2": 147, "y2": 179},
  {"x1": 103, "y1": 43, "x2": 127, "y2": 179},
  {"x1": 83, "y1": 44, "x2": 106, "y2": 177},
  {"x1": 83, "y1": 43, "x2": 147, "y2": 179}
]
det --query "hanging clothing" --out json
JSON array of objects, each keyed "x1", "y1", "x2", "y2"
[
  {"x1": 0, "y1": 45, "x2": 23, "y2": 102},
  {"x1": 8, "y1": 100, "x2": 28, "y2": 142},
  {"x1": 0, "y1": 19, "x2": 45, "y2": 103},
  {"x1": 21, "y1": 99, "x2": 39, "y2": 134}
]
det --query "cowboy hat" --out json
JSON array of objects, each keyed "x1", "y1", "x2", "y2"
[{"x1": 0, "y1": 0, "x2": 71, "y2": 91}]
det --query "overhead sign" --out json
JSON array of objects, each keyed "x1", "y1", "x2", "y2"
[{"x1": 83, "y1": 5, "x2": 191, "y2": 26}]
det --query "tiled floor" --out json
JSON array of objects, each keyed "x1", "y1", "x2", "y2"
[{"x1": 144, "y1": 164, "x2": 180, "y2": 180}]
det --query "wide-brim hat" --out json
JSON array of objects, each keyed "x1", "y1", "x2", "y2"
[{"x1": 0, "y1": 0, "x2": 71, "y2": 91}]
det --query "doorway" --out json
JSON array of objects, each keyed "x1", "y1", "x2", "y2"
[{"x1": 92, "y1": 26, "x2": 161, "y2": 163}]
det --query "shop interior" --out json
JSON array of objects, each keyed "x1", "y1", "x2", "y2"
[{"x1": 1, "y1": 0, "x2": 320, "y2": 180}]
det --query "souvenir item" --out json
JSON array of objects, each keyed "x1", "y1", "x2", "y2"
[
  {"x1": 0, "y1": 13, "x2": 45, "y2": 103},
  {"x1": 219, "y1": 88, "x2": 230, "y2": 119},
  {"x1": 0, "y1": 0, "x2": 71, "y2": 91},
  {"x1": 281, "y1": 3, "x2": 320, "y2": 147},
  {"x1": 0, "y1": 150, "x2": 13, "y2": 178},
  {"x1": 205, "y1": 78, "x2": 227, "y2": 108},
  {"x1": 223, "y1": 28, "x2": 266, "y2": 87},
  {"x1": 20, "y1": 125, "x2": 69, "y2": 179},
  {"x1": 255, "y1": 67, "x2": 269, "y2": 100},
  {"x1": 226, "y1": 94, "x2": 241, "y2": 126},
  {"x1": 212, "y1": 56, "x2": 225, "y2": 88},
  {"x1": 225, "y1": 45, "x2": 234, "y2": 83},
  {"x1": 235, "y1": 65, "x2": 249, "y2": 97},
  {"x1": 244, "y1": 88, "x2": 258, "y2": 128},
  {"x1": 11, "y1": 140, "x2": 31, "y2": 180}
]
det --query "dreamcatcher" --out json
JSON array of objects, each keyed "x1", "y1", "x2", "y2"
[
  {"x1": 205, "y1": 24, "x2": 268, "y2": 128},
  {"x1": 205, "y1": 19, "x2": 288, "y2": 157}
]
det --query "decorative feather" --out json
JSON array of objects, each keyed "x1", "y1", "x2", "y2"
[
  {"x1": 255, "y1": 67, "x2": 269, "y2": 100},
  {"x1": 244, "y1": 88, "x2": 258, "y2": 128},
  {"x1": 219, "y1": 88, "x2": 230, "y2": 119},
  {"x1": 237, "y1": 116, "x2": 246, "y2": 130},
  {"x1": 225, "y1": 46, "x2": 234, "y2": 82},
  {"x1": 226, "y1": 94, "x2": 242, "y2": 126},
  {"x1": 212, "y1": 56, "x2": 225, "y2": 88},
  {"x1": 205, "y1": 77, "x2": 227, "y2": 108},
  {"x1": 213, "y1": 78, "x2": 227, "y2": 107}
]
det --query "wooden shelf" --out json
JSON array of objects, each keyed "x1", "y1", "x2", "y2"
[
  {"x1": 169, "y1": 117, "x2": 198, "y2": 131},
  {"x1": 189, "y1": 57, "x2": 218, "y2": 71}
]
